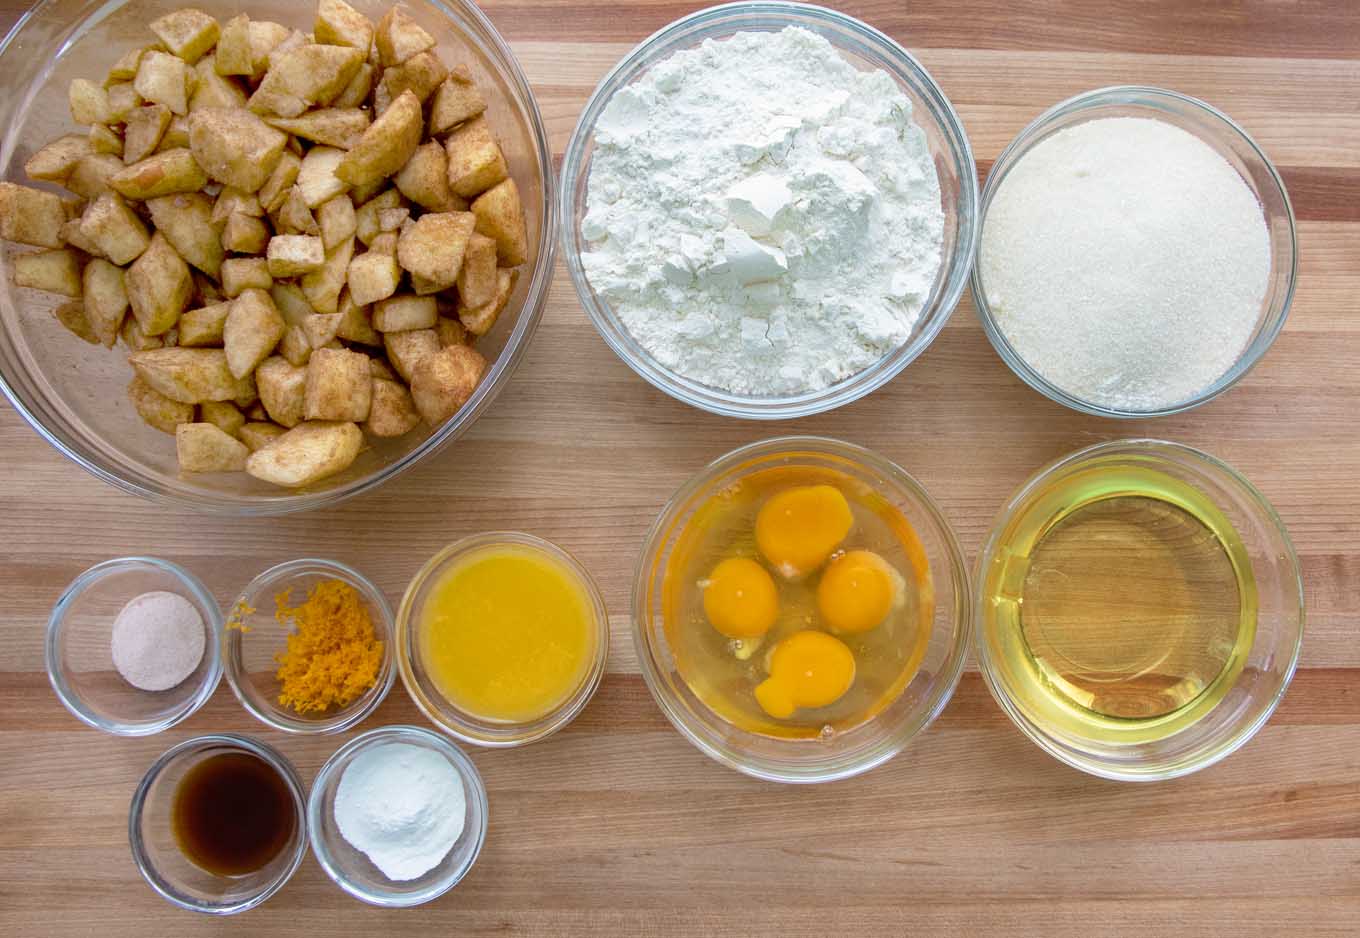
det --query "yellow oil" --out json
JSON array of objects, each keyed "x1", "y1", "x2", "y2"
[
  {"x1": 663, "y1": 465, "x2": 933, "y2": 740},
  {"x1": 982, "y1": 462, "x2": 1257, "y2": 743}
]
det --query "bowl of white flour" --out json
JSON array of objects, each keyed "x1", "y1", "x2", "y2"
[
  {"x1": 972, "y1": 86, "x2": 1298, "y2": 417},
  {"x1": 560, "y1": 1, "x2": 978, "y2": 419}
]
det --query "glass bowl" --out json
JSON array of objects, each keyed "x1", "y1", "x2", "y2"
[
  {"x1": 307, "y1": 725, "x2": 489, "y2": 907},
  {"x1": 634, "y1": 436, "x2": 971, "y2": 783},
  {"x1": 559, "y1": 1, "x2": 978, "y2": 419},
  {"x1": 129, "y1": 733, "x2": 307, "y2": 914},
  {"x1": 397, "y1": 532, "x2": 609, "y2": 747},
  {"x1": 46, "y1": 556, "x2": 222, "y2": 736},
  {"x1": 224, "y1": 559, "x2": 396, "y2": 735},
  {"x1": 974, "y1": 439, "x2": 1305, "y2": 780},
  {"x1": 0, "y1": 0, "x2": 555, "y2": 514},
  {"x1": 971, "y1": 86, "x2": 1297, "y2": 418}
]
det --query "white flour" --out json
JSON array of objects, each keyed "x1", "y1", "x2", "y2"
[
  {"x1": 980, "y1": 117, "x2": 1271, "y2": 411},
  {"x1": 581, "y1": 27, "x2": 944, "y2": 396}
]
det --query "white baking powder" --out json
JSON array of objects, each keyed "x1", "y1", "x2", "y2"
[
  {"x1": 979, "y1": 116, "x2": 1271, "y2": 411},
  {"x1": 581, "y1": 27, "x2": 944, "y2": 395},
  {"x1": 110, "y1": 591, "x2": 204, "y2": 692},
  {"x1": 334, "y1": 742, "x2": 466, "y2": 882}
]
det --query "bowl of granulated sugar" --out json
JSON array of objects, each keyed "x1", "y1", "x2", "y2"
[
  {"x1": 47, "y1": 557, "x2": 223, "y2": 736},
  {"x1": 973, "y1": 86, "x2": 1296, "y2": 418}
]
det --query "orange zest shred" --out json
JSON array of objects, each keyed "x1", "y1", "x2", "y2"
[
  {"x1": 225, "y1": 601, "x2": 256, "y2": 634},
  {"x1": 273, "y1": 579, "x2": 383, "y2": 715}
]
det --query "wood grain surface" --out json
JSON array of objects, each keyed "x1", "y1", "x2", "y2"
[{"x1": 2, "y1": 1, "x2": 1358, "y2": 935}]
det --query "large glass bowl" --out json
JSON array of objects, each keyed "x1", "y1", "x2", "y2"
[
  {"x1": 0, "y1": 0, "x2": 556, "y2": 514},
  {"x1": 974, "y1": 439, "x2": 1305, "y2": 780},
  {"x1": 634, "y1": 437, "x2": 971, "y2": 783},
  {"x1": 971, "y1": 86, "x2": 1297, "y2": 418},
  {"x1": 560, "y1": 1, "x2": 978, "y2": 420}
]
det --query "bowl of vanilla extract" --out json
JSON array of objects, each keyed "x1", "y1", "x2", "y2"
[
  {"x1": 129, "y1": 734, "x2": 307, "y2": 915},
  {"x1": 974, "y1": 439, "x2": 1305, "y2": 781}
]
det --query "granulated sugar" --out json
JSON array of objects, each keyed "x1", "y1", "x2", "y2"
[{"x1": 979, "y1": 116, "x2": 1271, "y2": 412}]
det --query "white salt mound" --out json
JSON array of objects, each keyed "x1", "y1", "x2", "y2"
[{"x1": 980, "y1": 116, "x2": 1271, "y2": 412}]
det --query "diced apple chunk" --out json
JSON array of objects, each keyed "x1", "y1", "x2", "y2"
[
  {"x1": 127, "y1": 232, "x2": 192, "y2": 335},
  {"x1": 150, "y1": 9, "x2": 221, "y2": 65},
  {"x1": 0, "y1": 183, "x2": 66, "y2": 249},
  {"x1": 224, "y1": 288, "x2": 285, "y2": 378},
  {"x1": 14, "y1": 250, "x2": 83, "y2": 298}
]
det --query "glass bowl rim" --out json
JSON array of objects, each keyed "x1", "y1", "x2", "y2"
[
  {"x1": 969, "y1": 84, "x2": 1299, "y2": 419},
  {"x1": 396, "y1": 531, "x2": 611, "y2": 747},
  {"x1": 971, "y1": 436, "x2": 1306, "y2": 781},
  {"x1": 558, "y1": 0, "x2": 980, "y2": 420},
  {"x1": 223, "y1": 558, "x2": 397, "y2": 735},
  {"x1": 631, "y1": 434, "x2": 973, "y2": 783},
  {"x1": 45, "y1": 555, "x2": 225, "y2": 737},
  {"x1": 305, "y1": 723, "x2": 490, "y2": 907},
  {"x1": 0, "y1": 0, "x2": 558, "y2": 516},
  {"x1": 128, "y1": 733, "x2": 309, "y2": 915}
]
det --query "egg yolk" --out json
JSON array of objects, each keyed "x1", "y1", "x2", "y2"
[
  {"x1": 702, "y1": 557, "x2": 779, "y2": 639},
  {"x1": 755, "y1": 485, "x2": 854, "y2": 578},
  {"x1": 817, "y1": 550, "x2": 898, "y2": 634},
  {"x1": 754, "y1": 630, "x2": 856, "y2": 719}
]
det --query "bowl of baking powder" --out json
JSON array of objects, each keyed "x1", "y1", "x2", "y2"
[
  {"x1": 307, "y1": 725, "x2": 489, "y2": 907},
  {"x1": 561, "y1": 1, "x2": 978, "y2": 419}
]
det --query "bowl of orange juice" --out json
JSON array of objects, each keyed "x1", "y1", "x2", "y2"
[
  {"x1": 396, "y1": 532, "x2": 609, "y2": 747},
  {"x1": 633, "y1": 437, "x2": 971, "y2": 783}
]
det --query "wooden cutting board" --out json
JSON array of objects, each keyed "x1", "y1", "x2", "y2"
[{"x1": 2, "y1": 1, "x2": 1357, "y2": 935}]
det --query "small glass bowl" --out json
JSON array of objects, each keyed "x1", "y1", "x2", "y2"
[
  {"x1": 129, "y1": 734, "x2": 307, "y2": 915},
  {"x1": 307, "y1": 725, "x2": 489, "y2": 907},
  {"x1": 397, "y1": 533, "x2": 610, "y2": 747},
  {"x1": 634, "y1": 437, "x2": 971, "y2": 783},
  {"x1": 974, "y1": 439, "x2": 1305, "y2": 780},
  {"x1": 971, "y1": 86, "x2": 1297, "y2": 418},
  {"x1": 224, "y1": 560, "x2": 396, "y2": 735},
  {"x1": 46, "y1": 557, "x2": 222, "y2": 736},
  {"x1": 560, "y1": 1, "x2": 978, "y2": 419}
]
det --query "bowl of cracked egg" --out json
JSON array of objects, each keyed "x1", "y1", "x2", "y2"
[{"x1": 633, "y1": 436, "x2": 971, "y2": 782}]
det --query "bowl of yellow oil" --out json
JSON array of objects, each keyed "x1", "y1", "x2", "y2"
[
  {"x1": 397, "y1": 533, "x2": 609, "y2": 747},
  {"x1": 634, "y1": 437, "x2": 971, "y2": 783},
  {"x1": 976, "y1": 439, "x2": 1304, "y2": 780}
]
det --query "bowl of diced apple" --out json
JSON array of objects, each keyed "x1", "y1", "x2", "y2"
[{"x1": 0, "y1": 0, "x2": 555, "y2": 514}]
